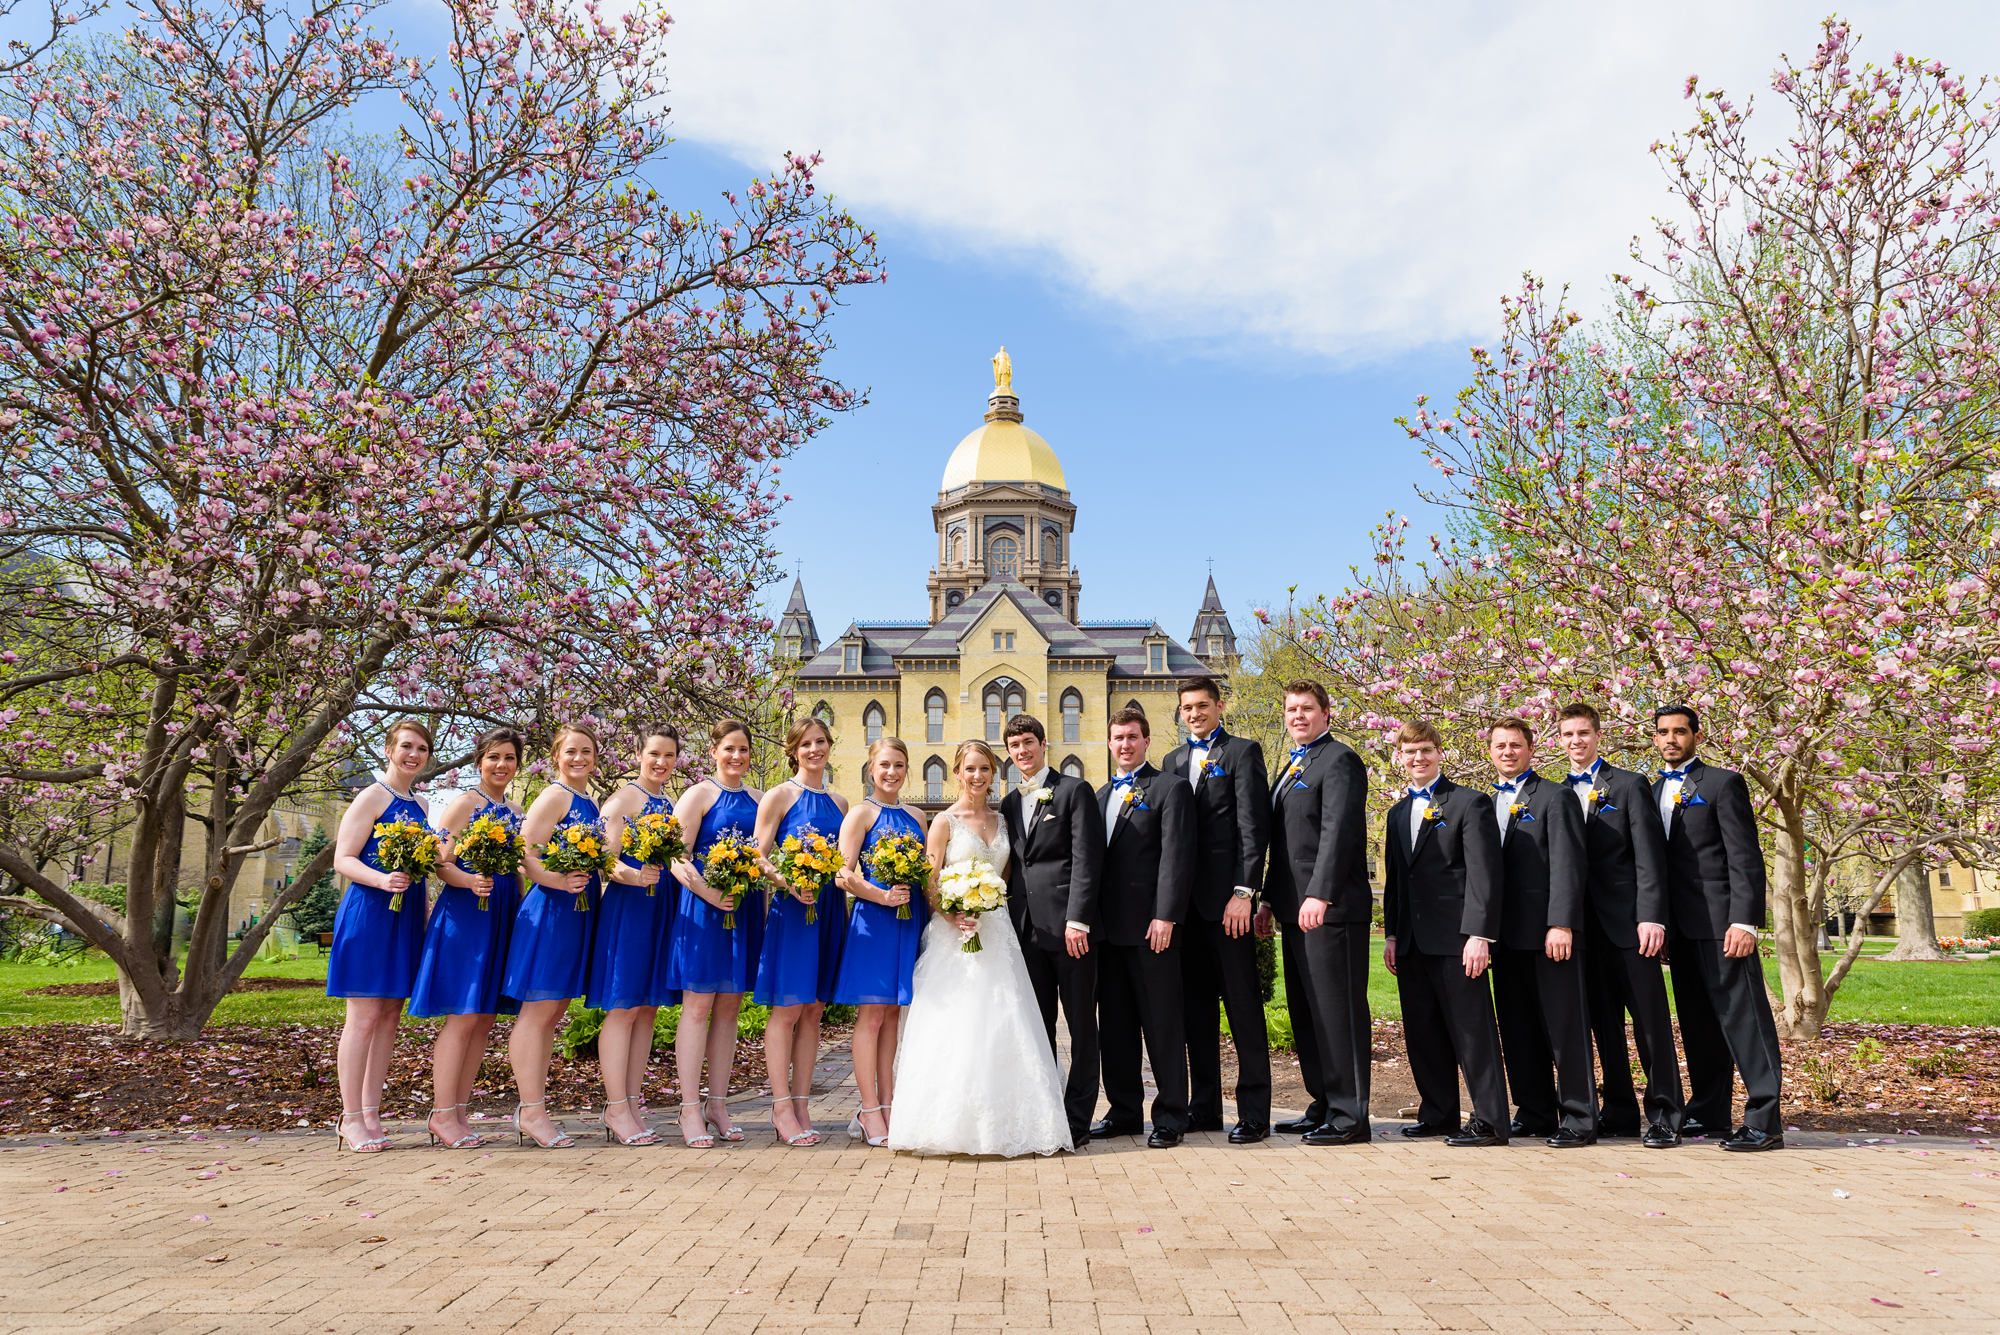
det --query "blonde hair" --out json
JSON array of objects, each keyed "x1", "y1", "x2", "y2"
[
  {"x1": 784, "y1": 716, "x2": 832, "y2": 774},
  {"x1": 866, "y1": 737, "x2": 910, "y2": 771},
  {"x1": 953, "y1": 739, "x2": 1000, "y2": 775},
  {"x1": 551, "y1": 721, "x2": 601, "y2": 757}
]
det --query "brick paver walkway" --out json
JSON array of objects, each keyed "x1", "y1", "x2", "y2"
[{"x1": 3, "y1": 1037, "x2": 1997, "y2": 1334}]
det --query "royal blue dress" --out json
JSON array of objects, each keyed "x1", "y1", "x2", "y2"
[
  {"x1": 409, "y1": 797, "x2": 521, "y2": 1018},
  {"x1": 586, "y1": 783, "x2": 675, "y2": 1012},
  {"x1": 501, "y1": 785, "x2": 600, "y2": 1004},
  {"x1": 326, "y1": 784, "x2": 430, "y2": 1000},
  {"x1": 830, "y1": 803, "x2": 928, "y2": 1007},
  {"x1": 664, "y1": 782, "x2": 763, "y2": 994},
  {"x1": 754, "y1": 781, "x2": 846, "y2": 1008}
]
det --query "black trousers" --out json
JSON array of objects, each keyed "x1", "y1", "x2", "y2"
[
  {"x1": 1280, "y1": 919, "x2": 1372, "y2": 1133},
  {"x1": 1584, "y1": 919, "x2": 1684, "y2": 1132},
  {"x1": 1183, "y1": 913, "x2": 1271, "y2": 1128},
  {"x1": 1023, "y1": 937, "x2": 1100, "y2": 1140},
  {"x1": 1396, "y1": 946, "x2": 1509, "y2": 1131},
  {"x1": 1098, "y1": 940, "x2": 1189, "y2": 1133},
  {"x1": 1670, "y1": 933, "x2": 1783, "y2": 1134},
  {"x1": 1492, "y1": 944, "x2": 1598, "y2": 1134}
]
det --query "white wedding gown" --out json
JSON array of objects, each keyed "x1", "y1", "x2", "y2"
[{"x1": 887, "y1": 812, "x2": 1075, "y2": 1156}]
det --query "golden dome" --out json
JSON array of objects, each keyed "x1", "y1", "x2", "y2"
[{"x1": 940, "y1": 419, "x2": 1067, "y2": 491}]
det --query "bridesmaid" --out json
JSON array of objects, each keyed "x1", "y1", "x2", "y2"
[
  {"x1": 832, "y1": 737, "x2": 929, "y2": 1148},
  {"x1": 411, "y1": 726, "x2": 528, "y2": 1149},
  {"x1": 589, "y1": 725, "x2": 683, "y2": 1146},
  {"x1": 503, "y1": 722, "x2": 605, "y2": 1149},
  {"x1": 327, "y1": 718, "x2": 436, "y2": 1153},
  {"x1": 752, "y1": 716, "x2": 850, "y2": 1147},
  {"x1": 665, "y1": 719, "x2": 764, "y2": 1148}
]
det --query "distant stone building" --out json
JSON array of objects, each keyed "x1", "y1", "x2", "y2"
[{"x1": 780, "y1": 354, "x2": 1239, "y2": 804}]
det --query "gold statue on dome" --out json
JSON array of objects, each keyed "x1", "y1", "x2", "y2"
[{"x1": 991, "y1": 346, "x2": 1012, "y2": 392}]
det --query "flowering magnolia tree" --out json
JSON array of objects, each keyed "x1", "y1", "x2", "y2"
[
  {"x1": 0, "y1": 0, "x2": 881, "y2": 1039},
  {"x1": 1276, "y1": 19, "x2": 2000, "y2": 1036}
]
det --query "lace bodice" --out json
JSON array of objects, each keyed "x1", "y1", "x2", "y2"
[{"x1": 943, "y1": 810, "x2": 1010, "y2": 883}]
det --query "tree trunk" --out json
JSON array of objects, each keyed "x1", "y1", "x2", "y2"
[
  {"x1": 1766, "y1": 793, "x2": 1828, "y2": 1038},
  {"x1": 1879, "y1": 862, "x2": 1950, "y2": 961}
]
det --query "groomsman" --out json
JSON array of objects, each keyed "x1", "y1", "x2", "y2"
[
  {"x1": 1651, "y1": 706, "x2": 1785, "y2": 1151},
  {"x1": 1381, "y1": 719, "x2": 1510, "y2": 1145},
  {"x1": 999, "y1": 713, "x2": 1106, "y2": 1148},
  {"x1": 1485, "y1": 716, "x2": 1597, "y2": 1147},
  {"x1": 1161, "y1": 675, "x2": 1272, "y2": 1143},
  {"x1": 1256, "y1": 680, "x2": 1372, "y2": 1146},
  {"x1": 1555, "y1": 702, "x2": 1684, "y2": 1147},
  {"x1": 1092, "y1": 707, "x2": 1194, "y2": 1148}
]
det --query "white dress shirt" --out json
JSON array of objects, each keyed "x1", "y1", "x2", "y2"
[
  {"x1": 1566, "y1": 758, "x2": 1603, "y2": 814},
  {"x1": 1187, "y1": 730, "x2": 1219, "y2": 787},
  {"x1": 1106, "y1": 769, "x2": 1137, "y2": 843},
  {"x1": 1657, "y1": 769, "x2": 1685, "y2": 835},
  {"x1": 1019, "y1": 767, "x2": 1088, "y2": 935},
  {"x1": 1407, "y1": 785, "x2": 1436, "y2": 850},
  {"x1": 1492, "y1": 773, "x2": 1527, "y2": 844}
]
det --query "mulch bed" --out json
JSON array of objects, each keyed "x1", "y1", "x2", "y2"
[
  {"x1": 0, "y1": 1019, "x2": 832, "y2": 1136},
  {"x1": 24, "y1": 978, "x2": 324, "y2": 998}
]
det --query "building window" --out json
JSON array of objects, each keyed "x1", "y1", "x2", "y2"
[
  {"x1": 1043, "y1": 527, "x2": 1061, "y2": 564},
  {"x1": 1060, "y1": 756, "x2": 1085, "y2": 779},
  {"x1": 843, "y1": 644, "x2": 859, "y2": 673},
  {"x1": 1148, "y1": 644, "x2": 1165, "y2": 673},
  {"x1": 1061, "y1": 688, "x2": 1082, "y2": 743},
  {"x1": 864, "y1": 702, "x2": 885, "y2": 746},
  {"x1": 989, "y1": 535, "x2": 1018, "y2": 579},
  {"x1": 1046, "y1": 590, "x2": 1063, "y2": 611},
  {"x1": 950, "y1": 531, "x2": 964, "y2": 564},
  {"x1": 984, "y1": 677, "x2": 1024, "y2": 742},
  {"x1": 946, "y1": 589, "x2": 963, "y2": 608},
  {"x1": 1939, "y1": 870, "x2": 1953, "y2": 888},
  {"x1": 926, "y1": 689, "x2": 946, "y2": 743},
  {"x1": 1125, "y1": 698, "x2": 1143, "y2": 714},
  {"x1": 812, "y1": 701, "x2": 833, "y2": 727},
  {"x1": 1000, "y1": 760, "x2": 1021, "y2": 798},
  {"x1": 925, "y1": 757, "x2": 946, "y2": 803},
  {"x1": 991, "y1": 631, "x2": 1015, "y2": 652}
]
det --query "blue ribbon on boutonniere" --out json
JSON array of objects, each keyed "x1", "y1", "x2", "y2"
[
  {"x1": 1675, "y1": 789, "x2": 1708, "y2": 808},
  {"x1": 1509, "y1": 803, "x2": 1536, "y2": 823},
  {"x1": 1199, "y1": 758, "x2": 1228, "y2": 779}
]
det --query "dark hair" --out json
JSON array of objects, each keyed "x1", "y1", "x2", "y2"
[
  {"x1": 782, "y1": 716, "x2": 831, "y2": 774},
  {"x1": 1557, "y1": 702, "x2": 1601, "y2": 729},
  {"x1": 1396, "y1": 719, "x2": 1443, "y2": 748},
  {"x1": 1003, "y1": 712, "x2": 1045, "y2": 744},
  {"x1": 1177, "y1": 675, "x2": 1222, "y2": 704},
  {"x1": 472, "y1": 725, "x2": 526, "y2": 765},
  {"x1": 1282, "y1": 679, "x2": 1331, "y2": 712},
  {"x1": 384, "y1": 717, "x2": 435, "y2": 753},
  {"x1": 1108, "y1": 706, "x2": 1150, "y2": 738},
  {"x1": 637, "y1": 722, "x2": 682, "y2": 753},
  {"x1": 708, "y1": 717, "x2": 752, "y2": 748},
  {"x1": 1488, "y1": 715, "x2": 1535, "y2": 745},
  {"x1": 1653, "y1": 704, "x2": 1701, "y2": 732}
]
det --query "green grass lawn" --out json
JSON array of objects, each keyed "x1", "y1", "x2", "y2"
[{"x1": 0, "y1": 953, "x2": 345, "y2": 1027}]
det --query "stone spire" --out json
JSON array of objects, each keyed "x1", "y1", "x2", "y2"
[
  {"x1": 774, "y1": 575, "x2": 819, "y2": 661},
  {"x1": 1189, "y1": 574, "x2": 1237, "y2": 668}
]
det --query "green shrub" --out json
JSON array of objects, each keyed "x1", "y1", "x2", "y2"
[
  {"x1": 1964, "y1": 908, "x2": 2000, "y2": 939},
  {"x1": 1263, "y1": 1003, "x2": 1294, "y2": 1051},
  {"x1": 559, "y1": 1001, "x2": 768, "y2": 1060},
  {"x1": 290, "y1": 825, "x2": 341, "y2": 937},
  {"x1": 1255, "y1": 932, "x2": 1277, "y2": 1003},
  {"x1": 75, "y1": 882, "x2": 128, "y2": 915},
  {"x1": 823, "y1": 1003, "x2": 858, "y2": 1026}
]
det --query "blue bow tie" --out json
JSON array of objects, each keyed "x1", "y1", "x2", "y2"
[
  {"x1": 1493, "y1": 780, "x2": 1520, "y2": 794},
  {"x1": 1566, "y1": 772, "x2": 1595, "y2": 786},
  {"x1": 1190, "y1": 730, "x2": 1221, "y2": 750},
  {"x1": 1409, "y1": 785, "x2": 1436, "y2": 802},
  {"x1": 1287, "y1": 742, "x2": 1319, "y2": 768},
  {"x1": 1660, "y1": 767, "x2": 1690, "y2": 782},
  {"x1": 1110, "y1": 774, "x2": 1136, "y2": 790}
]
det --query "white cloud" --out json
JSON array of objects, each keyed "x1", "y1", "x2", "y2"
[{"x1": 656, "y1": 0, "x2": 2000, "y2": 363}]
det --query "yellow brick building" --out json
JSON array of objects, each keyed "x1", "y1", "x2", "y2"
[{"x1": 777, "y1": 354, "x2": 1239, "y2": 806}]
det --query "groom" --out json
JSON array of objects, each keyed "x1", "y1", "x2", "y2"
[{"x1": 1000, "y1": 712, "x2": 1106, "y2": 1147}]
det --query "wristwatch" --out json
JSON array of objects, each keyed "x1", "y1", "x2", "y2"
[{"x1": 1232, "y1": 887, "x2": 1254, "y2": 901}]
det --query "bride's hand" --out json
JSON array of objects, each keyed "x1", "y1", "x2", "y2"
[{"x1": 881, "y1": 883, "x2": 912, "y2": 908}]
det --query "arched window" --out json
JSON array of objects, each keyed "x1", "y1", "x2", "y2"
[
  {"x1": 983, "y1": 677, "x2": 1023, "y2": 742},
  {"x1": 863, "y1": 702, "x2": 885, "y2": 746},
  {"x1": 1061, "y1": 688, "x2": 1083, "y2": 744},
  {"x1": 1043, "y1": 526, "x2": 1061, "y2": 564},
  {"x1": 1060, "y1": 755, "x2": 1085, "y2": 779},
  {"x1": 1000, "y1": 760, "x2": 1021, "y2": 799},
  {"x1": 1125, "y1": 698, "x2": 1143, "y2": 714},
  {"x1": 924, "y1": 757, "x2": 946, "y2": 804},
  {"x1": 949, "y1": 531, "x2": 964, "y2": 565},
  {"x1": 812, "y1": 700, "x2": 834, "y2": 728},
  {"x1": 925, "y1": 689, "x2": 946, "y2": 743},
  {"x1": 989, "y1": 535, "x2": 1018, "y2": 579}
]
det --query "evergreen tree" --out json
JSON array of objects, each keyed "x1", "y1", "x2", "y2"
[{"x1": 290, "y1": 826, "x2": 340, "y2": 937}]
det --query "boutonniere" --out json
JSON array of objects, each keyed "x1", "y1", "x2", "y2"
[
  {"x1": 1587, "y1": 789, "x2": 1618, "y2": 813},
  {"x1": 1675, "y1": 789, "x2": 1707, "y2": 808},
  {"x1": 1199, "y1": 757, "x2": 1228, "y2": 779},
  {"x1": 1029, "y1": 787, "x2": 1053, "y2": 805},
  {"x1": 1121, "y1": 786, "x2": 1149, "y2": 811},
  {"x1": 1421, "y1": 804, "x2": 1444, "y2": 826},
  {"x1": 1510, "y1": 803, "x2": 1536, "y2": 822}
]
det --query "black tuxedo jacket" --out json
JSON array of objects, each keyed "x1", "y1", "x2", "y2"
[
  {"x1": 1261, "y1": 735, "x2": 1370, "y2": 924},
  {"x1": 1096, "y1": 763, "x2": 1194, "y2": 947},
  {"x1": 1652, "y1": 758, "x2": 1765, "y2": 940},
  {"x1": 1494, "y1": 770, "x2": 1587, "y2": 951},
  {"x1": 1159, "y1": 730, "x2": 1270, "y2": 920},
  {"x1": 1000, "y1": 770, "x2": 1105, "y2": 950},
  {"x1": 1383, "y1": 776, "x2": 1503, "y2": 956},
  {"x1": 1574, "y1": 761, "x2": 1667, "y2": 948}
]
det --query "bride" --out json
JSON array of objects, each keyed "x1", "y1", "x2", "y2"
[{"x1": 888, "y1": 740, "x2": 1074, "y2": 1156}]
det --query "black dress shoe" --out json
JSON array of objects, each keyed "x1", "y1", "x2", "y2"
[
  {"x1": 1719, "y1": 1125, "x2": 1784, "y2": 1152},
  {"x1": 1679, "y1": 1117, "x2": 1710, "y2": 1138},
  {"x1": 1089, "y1": 1119, "x2": 1143, "y2": 1140},
  {"x1": 1446, "y1": 1119, "x2": 1507, "y2": 1147},
  {"x1": 1273, "y1": 1112, "x2": 1327, "y2": 1135},
  {"x1": 1641, "y1": 1123, "x2": 1682, "y2": 1149},
  {"x1": 1227, "y1": 1123, "x2": 1268, "y2": 1144},
  {"x1": 1303, "y1": 1122, "x2": 1371, "y2": 1146},
  {"x1": 1399, "y1": 1122, "x2": 1452, "y2": 1139},
  {"x1": 1146, "y1": 1128, "x2": 1183, "y2": 1149},
  {"x1": 1545, "y1": 1127, "x2": 1597, "y2": 1149},
  {"x1": 1187, "y1": 1115, "x2": 1226, "y2": 1133},
  {"x1": 1508, "y1": 1117, "x2": 1557, "y2": 1139}
]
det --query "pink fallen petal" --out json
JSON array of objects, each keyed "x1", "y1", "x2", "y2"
[{"x1": 1872, "y1": 1299, "x2": 1903, "y2": 1308}]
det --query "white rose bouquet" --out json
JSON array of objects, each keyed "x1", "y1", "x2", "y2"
[{"x1": 937, "y1": 856, "x2": 1008, "y2": 953}]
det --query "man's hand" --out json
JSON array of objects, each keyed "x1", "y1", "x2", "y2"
[
  {"x1": 1065, "y1": 925, "x2": 1091, "y2": 958},
  {"x1": 1222, "y1": 895, "x2": 1254, "y2": 938},
  {"x1": 1723, "y1": 924, "x2": 1758, "y2": 958},
  {"x1": 1544, "y1": 925, "x2": 1573, "y2": 961},
  {"x1": 1637, "y1": 922, "x2": 1666, "y2": 957},
  {"x1": 1253, "y1": 904, "x2": 1276, "y2": 939},
  {"x1": 1382, "y1": 936, "x2": 1398, "y2": 976},
  {"x1": 1297, "y1": 897, "x2": 1329, "y2": 932},
  {"x1": 1146, "y1": 919, "x2": 1174, "y2": 953},
  {"x1": 1461, "y1": 936, "x2": 1491, "y2": 978}
]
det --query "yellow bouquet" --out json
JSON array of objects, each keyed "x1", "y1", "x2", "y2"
[
  {"x1": 370, "y1": 818, "x2": 442, "y2": 912},
  {"x1": 863, "y1": 832, "x2": 932, "y2": 921},
  {"x1": 701, "y1": 833, "x2": 762, "y2": 929},
  {"x1": 621, "y1": 810, "x2": 686, "y2": 896},
  {"x1": 454, "y1": 811, "x2": 522, "y2": 911},
  {"x1": 775, "y1": 830, "x2": 842, "y2": 925},
  {"x1": 541, "y1": 819, "x2": 615, "y2": 912}
]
